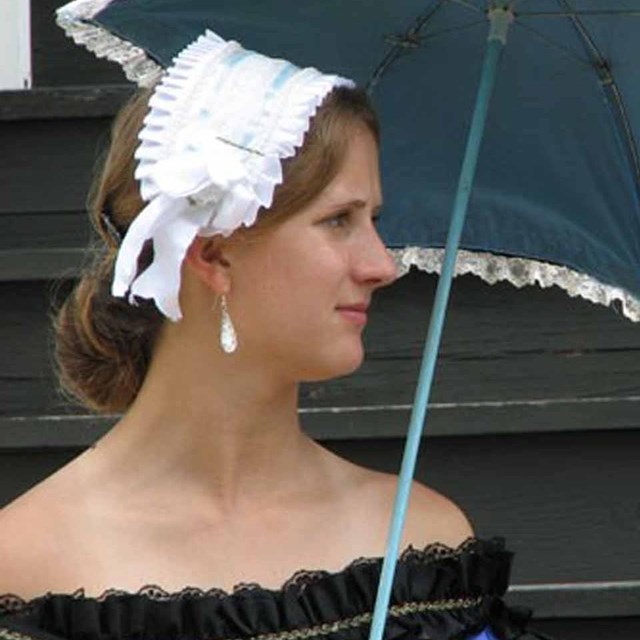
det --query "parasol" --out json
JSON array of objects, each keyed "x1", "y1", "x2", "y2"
[{"x1": 55, "y1": 2, "x2": 640, "y2": 639}]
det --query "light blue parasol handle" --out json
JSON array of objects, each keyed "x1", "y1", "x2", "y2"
[{"x1": 367, "y1": 6, "x2": 513, "y2": 640}]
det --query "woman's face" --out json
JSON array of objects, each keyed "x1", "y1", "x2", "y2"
[{"x1": 227, "y1": 123, "x2": 398, "y2": 382}]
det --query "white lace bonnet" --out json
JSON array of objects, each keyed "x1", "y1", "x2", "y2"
[{"x1": 56, "y1": 1, "x2": 354, "y2": 321}]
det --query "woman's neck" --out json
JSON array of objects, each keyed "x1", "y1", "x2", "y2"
[{"x1": 78, "y1": 329, "x2": 323, "y2": 512}]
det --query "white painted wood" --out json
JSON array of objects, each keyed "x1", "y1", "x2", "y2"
[{"x1": 0, "y1": 0, "x2": 32, "y2": 90}]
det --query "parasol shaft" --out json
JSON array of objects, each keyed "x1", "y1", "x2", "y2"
[{"x1": 368, "y1": 7, "x2": 513, "y2": 640}]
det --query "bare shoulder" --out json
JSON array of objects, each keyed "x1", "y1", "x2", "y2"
[
  {"x1": 402, "y1": 479, "x2": 474, "y2": 549},
  {"x1": 0, "y1": 482, "x2": 77, "y2": 599},
  {"x1": 0, "y1": 496, "x2": 48, "y2": 597},
  {"x1": 361, "y1": 471, "x2": 474, "y2": 550},
  {"x1": 320, "y1": 447, "x2": 474, "y2": 552}
]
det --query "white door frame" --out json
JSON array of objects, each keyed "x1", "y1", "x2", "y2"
[{"x1": 0, "y1": 0, "x2": 32, "y2": 90}]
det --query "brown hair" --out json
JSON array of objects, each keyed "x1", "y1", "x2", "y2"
[{"x1": 52, "y1": 84, "x2": 379, "y2": 414}]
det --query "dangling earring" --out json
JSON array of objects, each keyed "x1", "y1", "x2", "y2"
[{"x1": 218, "y1": 294, "x2": 238, "y2": 354}]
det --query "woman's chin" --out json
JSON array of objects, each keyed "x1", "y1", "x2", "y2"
[{"x1": 301, "y1": 345, "x2": 365, "y2": 382}]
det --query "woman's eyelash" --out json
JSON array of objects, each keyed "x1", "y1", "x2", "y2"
[
  {"x1": 325, "y1": 211, "x2": 350, "y2": 227},
  {"x1": 324, "y1": 211, "x2": 381, "y2": 228}
]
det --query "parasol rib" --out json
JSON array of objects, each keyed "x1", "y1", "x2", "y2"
[
  {"x1": 367, "y1": 0, "x2": 447, "y2": 93},
  {"x1": 558, "y1": 0, "x2": 640, "y2": 194}
]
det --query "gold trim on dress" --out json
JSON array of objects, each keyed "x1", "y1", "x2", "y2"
[{"x1": 221, "y1": 596, "x2": 482, "y2": 640}]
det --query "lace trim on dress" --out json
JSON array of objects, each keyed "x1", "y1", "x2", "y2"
[
  {"x1": 391, "y1": 246, "x2": 640, "y2": 322},
  {"x1": 0, "y1": 537, "x2": 485, "y2": 614}
]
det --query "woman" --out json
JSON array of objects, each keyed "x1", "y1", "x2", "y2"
[{"x1": 0, "y1": 6, "x2": 546, "y2": 640}]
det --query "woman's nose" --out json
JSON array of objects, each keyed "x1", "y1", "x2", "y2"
[{"x1": 353, "y1": 228, "x2": 399, "y2": 288}]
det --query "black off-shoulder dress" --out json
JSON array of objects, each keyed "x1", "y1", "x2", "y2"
[{"x1": 0, "y1": 539, "x2": 552, "y2": 640}]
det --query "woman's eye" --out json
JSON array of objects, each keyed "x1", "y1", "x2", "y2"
[{"x1": 324, "y1": 211, "x2": 350, "y2": 228}]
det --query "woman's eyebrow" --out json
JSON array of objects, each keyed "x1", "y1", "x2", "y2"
[{"x1": 327, "y1": 198, "x2": 383, "y2": 213}]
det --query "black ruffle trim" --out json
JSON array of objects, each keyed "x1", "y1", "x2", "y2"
[{"x1": 0, "y1": 538, "x2": 538, "y2": 640}]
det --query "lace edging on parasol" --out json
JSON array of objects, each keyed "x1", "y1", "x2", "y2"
[{"x1": 391, "y1": 246, "x2": 640, "y2": 322}]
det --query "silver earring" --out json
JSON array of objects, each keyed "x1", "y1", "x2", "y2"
[{"x1": 219, "y1": 294, "x2": 238, "y2": 354}]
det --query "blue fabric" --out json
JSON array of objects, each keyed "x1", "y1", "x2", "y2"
[
  {"x1": 93, "y1": 0, "x2": 640, "y2": 307},
  {"x1": 468, "y1": 628, "x2": 500, "y2": 640}
]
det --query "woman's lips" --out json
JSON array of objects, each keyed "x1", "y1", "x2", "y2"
[{"x1": 336, "y1": 305, "x2": 368, "y2": 325}]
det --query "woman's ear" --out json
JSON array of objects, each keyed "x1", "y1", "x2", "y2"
[{"x1": 184, "y1": 235, "x2": 231, "y2": 294}]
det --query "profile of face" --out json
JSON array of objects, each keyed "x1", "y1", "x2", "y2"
[{"x1": 217, "y1": 123, "x2": 397, "y2": 383}]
